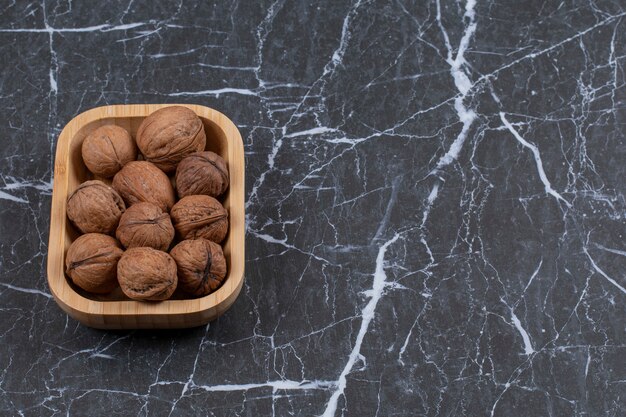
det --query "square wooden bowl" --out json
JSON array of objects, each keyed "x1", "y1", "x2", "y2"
[{"x1": 47, "y1": 104, "x2": 245, "y2": 329}]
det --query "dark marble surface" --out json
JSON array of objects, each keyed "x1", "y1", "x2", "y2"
[{"x1": 1, "y1": 0, "x2": 625, "y2": 415}]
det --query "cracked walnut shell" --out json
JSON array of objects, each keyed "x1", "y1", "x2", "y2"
[
  {"x1": 116, "y1": 202, "x2": 174, "y2": 251},
  {"x1": 170, "y1": 239, "x2": 227, "y2": 297},
  {"x1": 117, "y1": 247, "x2": 178, "y2": 301},
  {"x1": 66, "y1": 180, "x2": 126, "y2": 234},
  {"x1": 81, "y1": 125, "x2": 137, "y2": 177},
  {"x1": 65, "y1": 233, "x2": 123, "y2": 294},
  {"x1": 136, "y1": 106, "x2": 206, "y2": 173},
  {"x1": 170, "y1": 195, "x2": 228, "y2": 243},
  {"x1": 175, "y1": 151, "x2": 229, "y2": 198},
  {"x1": 112, "y1": 161, "x2": 176, "y2": 212}
]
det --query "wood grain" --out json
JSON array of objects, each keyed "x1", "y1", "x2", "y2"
[{"x1": 47, "y1": 104, "x2": 245, "y2": 329}]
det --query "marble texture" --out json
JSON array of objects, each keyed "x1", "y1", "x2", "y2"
[{"x1": 1, "y1": 0, "x2": 625, "y2": 415}]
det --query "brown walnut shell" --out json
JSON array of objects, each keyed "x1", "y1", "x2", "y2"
[
  {"x1": 66, "y1": 180, "x2": 126, "y2": 234},
  {"x1": 116, "y1": 202, "x2": 174, "y2": 251},
  {"x1": 170, "y1": 195, "x2": 228, "y2": 243},
  {"x1": 81, "y1": 125, "x2": 137, "y2": 177},
  {"x1": 65, "y1": 233, "x2": 123, "y2": 294},
  {"x1": 117, "y1": 247, "x2": 178, "y2": 301},
  {"x1": 136, "y1": 106, "x2": 206, "y2": 173},
  {"x1": 170, "y1": 239, "x2": 227, "y2": 297},
  {"x1": 175, "y1": 151, "x2": 229, "y2": 198},
  {"x1": 112, "y1": 161, "x2": 176, "y2": 212}
]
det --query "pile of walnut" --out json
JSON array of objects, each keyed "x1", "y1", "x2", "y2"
[{"x1": 65, "y1": 106, "x2": 230, "y2": 301}]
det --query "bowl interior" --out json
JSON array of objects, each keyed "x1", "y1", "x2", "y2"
[{"x1": 64, "y1": 115, "x2": 233, "y2": 302}]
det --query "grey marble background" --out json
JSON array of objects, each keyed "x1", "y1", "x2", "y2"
[{"x1": 1, "y1": 0, "x2": 625, "y2": 416}]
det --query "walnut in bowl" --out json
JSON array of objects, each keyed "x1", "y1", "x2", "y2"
[
  {"x1": 175, "y1": 151, "x2": 229, "y2": 198},
  {"x1": 136, "y1": 106, "x2": 206, "y2": 173},
  {"x1": 66, "y1": 180, "x2": 125, "y2": 234},
  {"x1": 81, "y1": 125, "x2": 137, "y2": 177},
  {"x1": 116, "y1": 202, "x2": 174, "y2": 251},
  {"x1": 170, "y1": 195, "x2": 228, "y2": 243},
  {"x1": 170, "y1": 238, "x2": 227, "y2": 297},
  {"x1": 65, "y1": 233, "x2": 123, "y2": 294},
  {"x1": 117, "y1": 247, "x2": 178, "y2": 301},
  {"x1": 112, "y1": 161, "x2": 175, "y2": 212}
]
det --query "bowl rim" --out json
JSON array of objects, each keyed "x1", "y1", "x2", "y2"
[{"x1": 47, "y1": 104, "x2": 245, "y2": 320}]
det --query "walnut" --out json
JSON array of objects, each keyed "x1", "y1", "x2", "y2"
[
  {"x1": 117, "y1": 247, "x2": 177, "y2": 301},
  {"x1": 112, "y1": 161, "x2": 176, "y2": 212},
  {"x1": 65, "y1": 233, "x2": 123, "y2": 294},
  {"x1": 116, "y1": 202, "x2": 174, "y2": 251},
  {"x1": 170, "y1": 239, "x2": 227, "y2": 297},
  {"x1": 170, "y1": 195, "x2": 228, "y2": 243},
  {"x1": 136, "y1": 106, "x2": 206, "y2": 173},
  {"x1": 175, "y1": 151, "x2": 229, "y2": 198},
  {"x1": 66, "y1": 180, "x2": 125, "y2": 234},
  {"x1": 81, "y1": 125, "x2": 137, "y2": 177}
]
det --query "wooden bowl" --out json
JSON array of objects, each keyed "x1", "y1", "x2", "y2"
[{"x1": 47, "y1": 104, "x2": 245, "y2": 329}]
